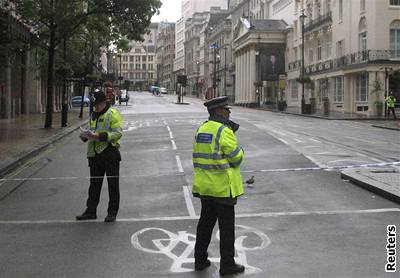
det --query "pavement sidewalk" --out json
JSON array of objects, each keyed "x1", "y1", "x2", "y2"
[
  {"x1": 0, "y1": 96, "x2": 399, "y2": 205},
  {"x1": 278, "y1": 106, "x2": 400, "y2": 130},
  {"x1": 0, "y1": 108, "x2": 89, "y2": 179}
]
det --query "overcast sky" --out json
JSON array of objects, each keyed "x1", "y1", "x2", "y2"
[{"x1": 151, "y1": 0, "x2": 182, "y2": 23}]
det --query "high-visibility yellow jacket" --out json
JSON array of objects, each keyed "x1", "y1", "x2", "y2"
[
  {"x1": 386, "y1": 96, "x2": 396, "y2": 108},
  {"x1": 87, "y1": 107, "x2": 123, "y2": 158},
  {"x1": 192, "y1": 120, "x2": 244, "y2": 198}
]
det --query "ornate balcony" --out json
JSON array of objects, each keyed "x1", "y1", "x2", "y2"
[
  {"x1": 304, "y1": 50, "x2": 398, "y2": 75},
  {"x1": 304, "y1": 12, "x2": 332, "y2": 33},
  {"x1": 288, "y1": 60, "x2": 301, "y2": 71}
]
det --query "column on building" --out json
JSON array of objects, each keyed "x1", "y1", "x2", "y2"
[
  {"x1": 239, "y1": 50, "x2": 244, "y2": 103},
  {"x1": 238, "y1": 50, "x2": 242, "y2": 103},
  {"x1": 343, "y1": 74, "x2": 352, "y2": 114},
  {"x1": 249, "y1": 47, "x2": 256, "y2": 104},
  {"x1": 235, "y1": 52, "x2": 240, "y2": 102},
  {"x1": 242, "y1": 50, "x2": 246, "y2": 102},
  {"x1": 367, "y1": 71, "x2": 376, "y2": 117},
  {"x1": 245, "y1": 49, "x2": 249, "y2": 104}
]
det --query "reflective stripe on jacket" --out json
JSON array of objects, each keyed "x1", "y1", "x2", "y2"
[
  {"x1": 192, "y1": 120, "x2": 244, "y2": 198},
  {"x1": 386, "y1": 96, "x2": 396, "y2": 108},
  {"x1": 87, "y1": 107, "x2": 123, "y2": 157}
]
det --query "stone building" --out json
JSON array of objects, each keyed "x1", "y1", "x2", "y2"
[
  {"x1": 184, "y1": 12, "x2": 211, "y2": 97},
  {"x1": 112, "y1": 23, "x2": 158, "y2": 90},
  {"x1": 205, "y1": 13, "x2": 233, "y2": 100},
  {"x1": 174, "y1": 0, "x2": 229, "y2": 91},
  {"x1": 285, "y1": 0, "x2": 400, "y2": 116},
  {"x1": 0, "y1": 7, "x2": 41, "y2": 119},
  {"x1": 156, "y1": 21, "x2": 176, "y2": 91}
]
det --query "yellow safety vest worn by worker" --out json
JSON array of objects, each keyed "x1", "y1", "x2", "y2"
[
  {"x1": 386, "y1": 96, "x2": 396, "y2": 108},
  {"x1": 192, "y1": 120, "x2": 244, "y2": 198},
  {"x1": 87, "y1": 107, "x2": 123, "y2": 158}
]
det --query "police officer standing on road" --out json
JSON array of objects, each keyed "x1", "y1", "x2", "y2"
[
  {"x1": 192, "y1": 96, "x2": 245, "y2": 275},
  {"x1": 76, "y1": 90, "x2": 123, "y2": 222},
  {"x1": 385, "y1": 91, "x2": 397, "y2": 119}
]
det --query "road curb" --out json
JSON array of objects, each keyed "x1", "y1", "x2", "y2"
[
  {"x1": 0, "y1": 121, "x2": 89, "y2": 180},
  {"x1": 371, "y1": 125, "x2": 400, "y2": 131},
  {"x1": 341, "y1": 169, "x2": 400, "y2": 204}
]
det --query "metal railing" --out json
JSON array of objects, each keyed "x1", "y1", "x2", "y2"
[
  {"x1": 288, "y1": 60, "x2": 302, "y2": 71},
  {"x1": 301, "y1": 50, "x2": 398, "y2": 75},
  {"x1": 304, "y1": 12, "x2": 332, "y2": 33}
]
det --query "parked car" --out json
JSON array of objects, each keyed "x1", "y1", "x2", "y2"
[
  {"x1": 149, "y1": 85, "x2": 159, "y2": 94},
  {"x1": 160, "y1": 87, "x2": 168, "y2": 94},
  {"x1": 72, "y1": 96, "x2": 90, "y2": 107}
]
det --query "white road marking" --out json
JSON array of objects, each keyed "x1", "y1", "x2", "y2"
[
  {"x1": 176, "y1": 155, "x2": 184, "y2": 173},
  {"x1": 182, "y1": 186, "x2": 196, "y2": 217},
  {"x1": 345, "y1": 136, "x2": 376, "y2": 144},
  {"x1": 305, "y1": 155, "x2": 327, "y2": 168},
  {"x1": 1, "y1": 208, "x2": 399, "y2": 224},
  {"x1": 166, "y1": 126, "x2": 173, "y2": 139},
  {"x1": 310, "y1": 138, "x2": 321, "y2": 143},
  {"x1": 131, "y1": 225, "x2": 270, "y2": 274},
  {"x1": 277, "y1": 138, "x2": 289, "y2": 145},
  {"x1": 370, "y1": 157, "x2": 385, "y2": 163},
  {"x1": 171, "y1": 139, "x2": 177, "y2": 150},
  {"x1": 2, "y1": 162, "x2": 399, "y2": 182}
]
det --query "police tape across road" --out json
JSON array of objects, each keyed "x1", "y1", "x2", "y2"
[{"x1": 0, "y1": 161, "x2": 399, "y2": 182}]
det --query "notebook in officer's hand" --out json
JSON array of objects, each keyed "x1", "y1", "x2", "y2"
[{"x1": 79, "y1": 127, "x2": 94, "y2": 139}]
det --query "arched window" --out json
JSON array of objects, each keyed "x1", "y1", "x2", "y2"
[
  {"x1": 358, "y1": 17, "x2": 367, "y2": 51},
  {"x1": 390, "y1": 20, "x2": 400, "y2": 58}
]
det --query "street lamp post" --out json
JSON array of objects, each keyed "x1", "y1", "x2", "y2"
[
  {"x1": 256, "y1": 35, "x2": 261, "y2": 107},
  {"x1": 223, "y1": 46, "x2": 227, "y2": 96},
  {"x1": 213, "y1": 46, "x2": 218, "y2": 98},
  {"x1": 300, "y1": 10, "x2": 307, "y2": 114},
  {"x1": 118, "y1": 48, "x2": 122, "y2": 88},
  {"x1": 380, "y1": 67, "x2": 393, "y2": 118}
]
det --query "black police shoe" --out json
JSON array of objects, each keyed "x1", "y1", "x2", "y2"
[
  {"x1": 195, "y1": 259, "x2": 211, "y2": 271},
  {"x1": 219, "y1": 263, "x2": 245, "y2": 276},
  {"x1": 104, "y1": 214, "x2": 117, "y2": 222},
  {"x1": 76, "y1": 212, "x2": 97, "y2": 221}
]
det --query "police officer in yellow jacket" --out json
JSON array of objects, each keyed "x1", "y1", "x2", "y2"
[
  {"x1": 193, "y1": 96, "x2": 245, "y2": 275},
  {"x1": 76, "y1": 90, "x2": 123, "y2": 222},
  {"x1": 385, "y1": 91, "x2": 397, "y2": 119}
]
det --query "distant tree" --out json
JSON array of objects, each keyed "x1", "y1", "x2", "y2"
[{"x1": 13, "y1": 0, "x2": 161, "y2": 128}]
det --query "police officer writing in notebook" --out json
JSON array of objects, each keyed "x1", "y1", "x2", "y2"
[
  {"x1": 192, "y1": 96, "x2": 245, "y2": 275},
  {"x1": 76, "y1": 90, "x2": 123, "y2": 222}
]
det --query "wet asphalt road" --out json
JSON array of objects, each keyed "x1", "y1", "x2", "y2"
[{"x1": 0, "y1": 92, "x2": 399, "y2": 278}]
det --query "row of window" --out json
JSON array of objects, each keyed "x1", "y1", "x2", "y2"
[
  {"x1": 294, "y1": 25, "x2": 399, "y2": 65},
  {"x1": 121, "y1": 55, "x2": 154, "y2": 62},
  {"x1": 289, "y1": 73, "x2": 368, "y2": 103},
  {"x1": 120, "y1": 63, "x2": 155, "y2": 70},
  {"x1": 122, "y1": 72, "x2": 154, "y2": 80}
]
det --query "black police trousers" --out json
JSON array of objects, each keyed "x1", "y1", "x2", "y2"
[
  {"x1": 194, "y1": 199, "x2": 235, "y2": 267},
  {"x1": 86, "y1": 152, "x2": 120, "y2": 215}
]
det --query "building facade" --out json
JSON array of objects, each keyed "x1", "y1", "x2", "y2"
[
  {"x1": 174, "y1": 0, "x2": 229, "y2": 91},
  {"x1": 206, "y1": 13, "x2": 233, "y2": 101},
  {"x1": 184, "y1": 12, "x2": 210, "y2": 96},
  {"x1": 285, "y1": 0, "x2": 400, "y2": 116},
  {"x1": 157, "y1": 21, "x2": 176, "y2": 91},
  {"x1": 174, "y1": 17, "x2": 186, "y2": 80},
  {"x1": 0, "y1": 5, "x2": 42, "y2": 119},
  {"x1": 112, "y1": 23, "x2": 158, "y2": 90}
]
